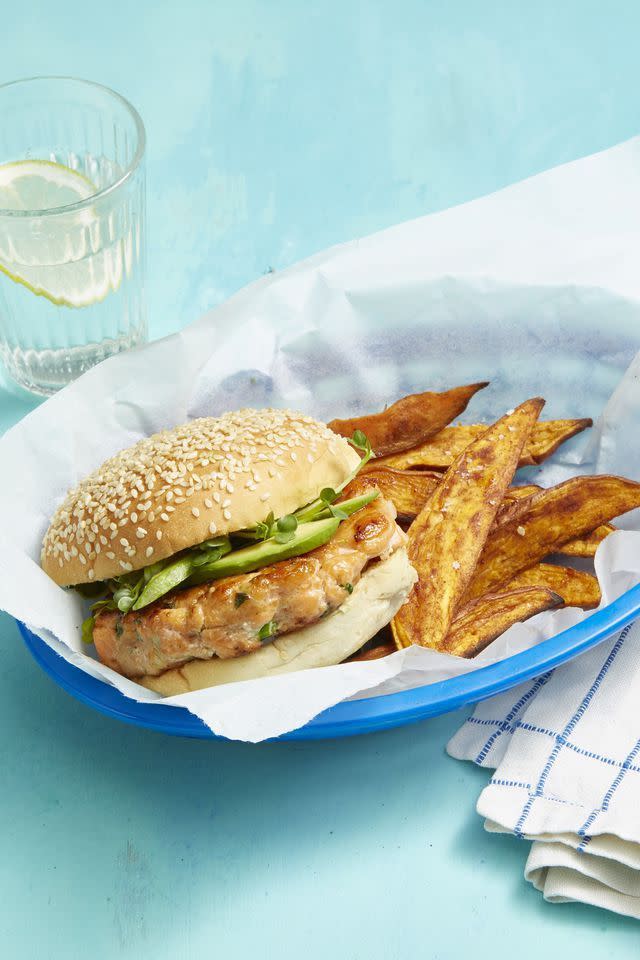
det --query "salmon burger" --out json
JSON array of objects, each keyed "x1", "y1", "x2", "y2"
[{"x1": 41, "y1": 409, "x2": 416, "y2": 694}]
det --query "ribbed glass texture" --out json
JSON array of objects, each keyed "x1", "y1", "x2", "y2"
[{"x1": 0, "y1": 77, "x2": 146, "y2": 395}]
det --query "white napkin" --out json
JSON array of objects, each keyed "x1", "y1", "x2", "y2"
[{"x1": 447, "y1": 618, "x2": 640, "y2": 919}]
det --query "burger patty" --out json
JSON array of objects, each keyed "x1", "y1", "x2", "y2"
[{"x1": 93, "y1": 497, "x2": 404, "y2": 679}]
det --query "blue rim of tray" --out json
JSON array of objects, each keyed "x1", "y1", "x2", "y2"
[{"x1": 16, "y1": 582, "x2": 640, "y2": 741}]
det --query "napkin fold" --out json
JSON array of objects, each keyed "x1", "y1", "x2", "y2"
[{"x1": 447, "y1": 621, "x2": 640, "y2": 919}]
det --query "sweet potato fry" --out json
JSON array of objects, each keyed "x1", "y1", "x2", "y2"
[
  {"x1": 505, "y1": 563, "x2": 601, "y2": 609},
  {"x1": 328, "y1": 382, "x2": 489, "y2": 457},
  {"x1": 465, "y1": 475, "x2": 640, "y2": 601},
  {"x1": 348, "y1": 642, "x2": 397, "y2": 663},
  {"x1": 443, "y1": 586, "x2": 563, "y2": 658},
  {"x1": 555, "y1": 524, "x2": 616, "y2": 558},
  {"x1": 392, "y1": 398, "x2": 544, "y2": 650},
  {"x1": 379, "y1": 419, "x2": 592, "y2": 470},
  {"x1": 346, "y1": 466, "x2": 441, "y2": 520},
  {"x1": 501, "y1": 484, "x2": 541, "y2": 505},
  {"x1": 498, "y1": 486, "x2": 615, "y2": 556},
  {"x1": 504, "y1": 484, "x2": 542, "y2": 500}
]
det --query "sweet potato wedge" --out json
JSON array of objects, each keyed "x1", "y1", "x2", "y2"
[
  {"x1": 499, "y1": 485, "x2": 542, "y2": 513},
  {"x1": 392, "y1": 398, "x2": 544, "y2": 650},
  {"x1": 328, "y1": 382, "x2": 489, "y2": 457},
  {"x1": 347, "y1": 466, "x2": 441, "y2": 520},
  {"x1": 348, "y1": 642, "x2": 397, "y2": 663},
  {"x1": 497, "y1": 486, "x2": 614, "y2": 557},
  {"x1": 553, "y1": 524, "x2": 616, "y2": 558},
  {"x1": 443, "y1": 586, "x2": 563, "y2": 658},
  {"x1": 505, "y1": 563, "x2": 601, "y2": 609},
  {"x1": 465, "y1": 475, "x2": 640, "y2": 601},
  {"x1": 379, "y1": 419, "x2": 592, "y2": 470},
  {"x1": 504, "y1": 484, "x2": 542, "y2": 501}
]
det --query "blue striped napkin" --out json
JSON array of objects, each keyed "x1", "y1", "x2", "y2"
[{"x1": 447, "y1": 622, "x2": 640, "y2": 918}]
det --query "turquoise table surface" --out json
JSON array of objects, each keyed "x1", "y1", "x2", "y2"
[{"x1": 2, "y1": 2, "x2": 640, "y2": 956}]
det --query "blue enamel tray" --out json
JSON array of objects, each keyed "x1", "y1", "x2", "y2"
[{"x1": 17, "y1": 585, "x2": 640, "y2": 740}]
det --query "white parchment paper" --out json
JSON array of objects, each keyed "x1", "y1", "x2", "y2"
[{"x1": 2, "y1": 138, "x2": 640, "y2": 741}]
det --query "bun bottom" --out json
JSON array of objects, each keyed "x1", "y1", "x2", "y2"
[{"x1": 140, "y1": 548, "x2": 417, "y2": 696}]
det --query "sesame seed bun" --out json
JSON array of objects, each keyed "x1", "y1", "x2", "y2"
[
  {"x1": 41, "y1": 409, "x2": 361, "y2": 587},
  {"x1": 140, "y1": 546, "x2": 416, "y2": 696}
]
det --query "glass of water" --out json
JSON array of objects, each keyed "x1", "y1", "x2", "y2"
[{"x1": 0, "y1": 77, "x2": 146, "y2": 395}]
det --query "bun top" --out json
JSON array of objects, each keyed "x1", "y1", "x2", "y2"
[{"x1": 41, "y1": 409, "x2": 360, "y2": 586}]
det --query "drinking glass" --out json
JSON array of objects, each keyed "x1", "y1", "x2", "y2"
[{"x1": 0, "y1": 77, "x2": 146, "y2": 395}]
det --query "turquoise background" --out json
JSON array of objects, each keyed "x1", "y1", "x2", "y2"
[{"x1": 2, "y1": 1, "x2": 640, "y2": 955}]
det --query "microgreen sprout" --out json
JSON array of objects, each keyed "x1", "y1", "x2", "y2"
[{"x1": 274, "y1": 514, "x2": 298, "y2": 544}]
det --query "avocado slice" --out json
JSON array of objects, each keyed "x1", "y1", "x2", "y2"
[
  {"x1": 187, "y1": 517, "x2": 341, "y2": 586},
  {"x1": 131, "y1": 517, "x2": 340, "y2": 611}
]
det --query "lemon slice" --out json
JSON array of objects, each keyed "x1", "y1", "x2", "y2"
[
  {"x1": 0, "y1": 160, "x2": 117, "y2": 308},
  {"x1": 0, "y1": 159, "x2": 95, "y2": 211}
]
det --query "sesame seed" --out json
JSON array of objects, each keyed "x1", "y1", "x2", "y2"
[
  {"x1": 79, "y1": 555, "x2": 87, "y2": 565},
  {"x1": 260, "y1": 492, "x2": 271, "y2": 501},
  {"x1": 136, "y1": 527, "x2": 147, "y2": 539},
  {"x1": 131, "y1": 512, "x2": 138, "y2": 524},
  {"x1": 146, "y1": 546, "x2": 154, "y2": 558},
  {"x1": 120, "y1": 538, "x2": 129, "y2": 547},
  {"x1": 192, "y1": 507, "x2": 200, "y2": 518},
  {"x1": 222, "y1": 498, "x2": 231, "y2": 508},
  {"x1": 209, "y1": 521, "x2": 217, "y2": 534},
  {"x1": 517, "y1": 526, "x2": 526, "y2": 536},
  {"x1": 88, "y1": 569, "x2": 95, "y2": 580},
  {"x1": 156, "y1": 531, "x2": 162, "y2": 541},
  {"x1": 160, "y1": 513, "x2": 169, "y2": 522},
  {"x1": 106, "y1": 551, "x2": 116, "y2": 560},
  {"x1": 452, "y1": 561, "x2": 461, "y2": 570},
  {"x1": 223, "y1": 508, "x2": 232, "y2": 521},
  {"x1": 119, "y1": 561, "x2": 133, "y2": 572},
  {"x1": 507, "y1": 408, "x2": 515, "y2": 415},
  {"x1": 204, "y1": 498, "x2": 213, "y2": 509}
]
